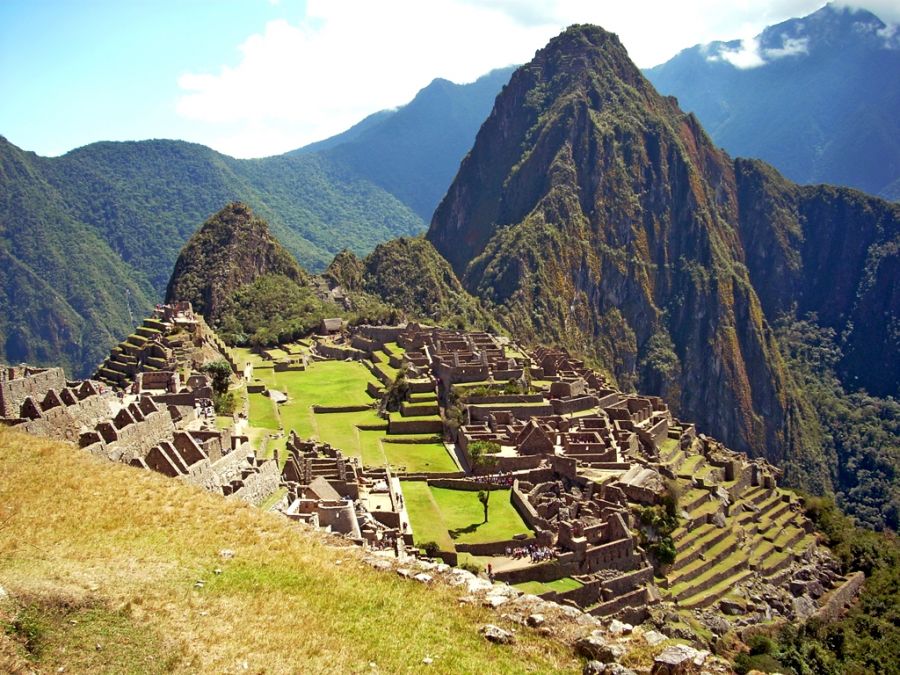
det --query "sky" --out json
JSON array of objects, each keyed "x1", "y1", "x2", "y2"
[{"x1": 1, "y1": 0, "x2": 897, "y2": 159}]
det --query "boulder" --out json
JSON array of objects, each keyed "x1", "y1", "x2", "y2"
[
  {"x1": 480, "y1": 624, "x2": 516, "y2": 645},
  {"x1": 652, "y1": 645, "x2": 709, "y2": 674},
  {"x1": 527, "y1": 613, "x2": 545, "y2": 627},
  {"x1": 608, "y1": 619, "x2": 633, "y2": 635},
  {"x1": 574, "y1": 633, "x2": 625, "y2": 663},
  {"x1": 643, "y1": 630, "x2": 667, "y2": 646},
  {"x1": 483, "y1": 594, "x2": 510, "y2": 608},
  {"x1": 584, "y1": 662, "x2": 637, "y2": 675}
]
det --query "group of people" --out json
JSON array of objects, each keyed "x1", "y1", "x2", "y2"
[
  {"x1": 474, "y1": 471, "x2": 515, "y2": 487},
  {"x1": 505, "y1": 544, "x2": 557, "y2": 563},
  {"x1": 195, "y1": 399, "x2": 215, "y2": 419}
]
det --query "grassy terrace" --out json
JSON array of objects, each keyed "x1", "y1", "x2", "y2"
[
  {"x1": 248, "y1": 392, "x2": 279, "y2": 430},
  {"x1": 513, "y1": 578, "x2": 583, "y2": 596},
  {"x1": 658, "y1": 437, "x2": 679, "y2": 456},
  {"x1": 402, "y1": 483, "x2": 532, "y2": 551},
  {"x1": 0, "y1": 429, "x2": 578, "y2": 673}
]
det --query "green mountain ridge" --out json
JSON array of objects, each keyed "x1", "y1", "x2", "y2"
[{"x1": 0, "y1": 68, "x2": 513, "y2": 377}]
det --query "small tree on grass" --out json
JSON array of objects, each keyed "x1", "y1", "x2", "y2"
[
  {"x1": 478, "y1": 490, "x2": 491, "y2": 523},
  {"x1": 201, "y1": 360, "x2": 235, "y2": 415}
]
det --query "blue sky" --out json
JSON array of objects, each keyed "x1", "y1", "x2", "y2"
[{"x1": 2, "y1": 1, "x2": 896, "y2": 159}]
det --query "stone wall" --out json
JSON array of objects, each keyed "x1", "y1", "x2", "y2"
[
  {"x1": 812, "y1": 572, "x2": 865, "y2": 622},
  {"x1": 427, "y1": 478, "x2": 509, "y2": 491},
  {"x1": 0, "y1": 367, "x2": 68, "y2": 417},
  {"x1": 356, "y1": 325, "x2": 406, "y2": 344},
  {"x1": 511, "y1": 480, "x2": 552, "y2": 530},
  {"x1": 18, "y1": 391, "x2": 113, "y2": 442},
  {"x1": 232, "y1": 459, "x2": 281, "y2": 506},
  {"x1": 455, "y1": 537, "x2": 539, "y2": 556},
  {"x1": 550, "y1": 396, "x2": 599, "y2": 415},
  {"x1": 468, "y1": 403, "x2": 555, "y2": 422},
  {"x1": 388, "y1": 418, "x2": 443, "y2": 434}
]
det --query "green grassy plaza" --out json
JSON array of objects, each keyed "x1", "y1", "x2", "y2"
[
  {"x1": 238, "y1": 354, "x2": 458, "y2": 472},
  {"x1": 401, "y1": 483, "x2": 532, "y2": 551}
]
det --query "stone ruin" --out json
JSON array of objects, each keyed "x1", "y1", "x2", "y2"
[
  {"x1": 4, "y1": 313, "x2": 861, "y2": 636},
  {"x1": 94, "y1": 301, "x2": 237, "y2": 390},
  {"x1": 331, "y1": 323, "x2": 856, "y2": 630},
  {"x1": 1, "y1": 355, "x2": 277, "y2": 506},
  {"x1": 279, "y1": 432, "x2": 407, "y2": 555}
]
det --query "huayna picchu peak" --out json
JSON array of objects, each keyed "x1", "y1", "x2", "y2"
[{"x1": 428, "y1": 23, "x2": 900, "y2": 520}]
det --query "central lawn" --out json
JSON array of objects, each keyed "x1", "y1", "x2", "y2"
[
  {"x1": 274, "y1": 361, "x2": 377, "y2": 408},
  {"x1": 313, "y1": 409, "x2": 384, "y2": 461},
  {"x1": 248, "y1": 392, "x2": 279, "y2": 430},
  {"x1": 381, "y1": 441, "x2": 459, "y2": 474},
  {"x1": 513, "y1": 578, "x2": 583, "y2": 595},
  {"x1": 403, "y1": 483, "x2": 532, "y2": 550},
  {"x1": 278, "y1": 399, "x2": 316, "y2": 439},
  {"x1": 430, "y1": 487, "x2": 531, "y2": 544},
  {"x1": 358, "y1": 429, "x2": 388, "y2": 467},
  {"x1": 401, "y1": 481, "x2": 454, "y2": 551}
]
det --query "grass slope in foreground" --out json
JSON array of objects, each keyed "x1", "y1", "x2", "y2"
[{"x1": 0, "y1": 429, "x2": 577, "y2": 674}]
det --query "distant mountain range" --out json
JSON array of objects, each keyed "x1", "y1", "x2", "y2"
[
  {"x1": 0, "y1": 68, "x2": 512, "y2": 376},
  {"x1": 645, "y1": 3, "x2": 900, "y2": 199}
]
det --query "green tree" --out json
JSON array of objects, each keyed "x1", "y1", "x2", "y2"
[
  {"x1": 478, "y1": 490, "x2": 490, "y2": 523},
  {"x1": 468, "y1": 440, "x2": 500, "y2": 474},
  {"x1": 201, "y1": 359, "x2": 232, "y2": 395}
]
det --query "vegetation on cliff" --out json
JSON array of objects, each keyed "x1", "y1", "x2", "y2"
[
  {"x1": 776, "y1": 316, "x2": 899, "y2": 531},
  {"x1": 360, "y1": 237, "x2": 497, "y2": 331},
  {"x1": 428, "y1": 24, "x2": 805, "y2": 481},
  {"x1": 0, "y1": 136, "x2": 423, "y2": 376},
  {"x1": 735, "y1": 497, "x2": 900, "y2": 674}
]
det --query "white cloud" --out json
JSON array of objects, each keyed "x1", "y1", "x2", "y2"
[
  {"x1": 708, "y1": 37, "x2": 767, "y2": 68},
  {"x1": 764, "y1": 35, "x2": 810, "y2": 58},
  {"x1": 176, "y1": 1, "x2": 558, "y2": 157},
  {"x1": 176, "y1": 0, "x2": 844, "y2": 157}
]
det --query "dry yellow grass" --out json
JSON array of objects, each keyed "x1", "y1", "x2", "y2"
[{"x1": 0, "y1": 428, "x2": 579, "y2": 673}]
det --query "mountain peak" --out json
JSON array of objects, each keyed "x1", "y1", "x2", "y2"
[{"x1": 165, "y1": 202, "x2": 307, "y2": 322}]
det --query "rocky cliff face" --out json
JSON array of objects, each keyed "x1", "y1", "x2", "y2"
[
  {"x1": 166, "y1": 202, "x2": 308, "y2": 323},
  {"x1": 428, "y1": 25, "x2": 851, "y2": 485},
  {"x1": 735, "y1": 159, "x2": 900, "y2": 398}
]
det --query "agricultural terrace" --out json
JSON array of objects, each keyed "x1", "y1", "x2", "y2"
[{"x1": 401, "y1": 482, "x2": 532, "y2": 552}]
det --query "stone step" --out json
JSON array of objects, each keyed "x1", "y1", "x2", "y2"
[
  {"x1": 668, "y1": 534, "x2": 738, "y2": 586},
  {"x1": 676, "y1": 453, "x2": 706, "y2": 477},
  {"x1": 673, "y1": 525, "x2": 732, "y2": 570},
  {"x1": 759, "y1": 549, "x2": 795, "y2": 577},
  {"x1": 749, "y1": 539, "x2": 776, "y2": 566},
  {"x1": 677, "y1": 568, "x2": 755, "y2": 610},
  {"x1": 672, "y1": 522, "x2": 712, "y2": 546},
  {"x1": 669, "y1": 549, "x2": 750, "y2": 606},
  {"x1": 771, "y1": 525, "x2": 805, "y2": 550}
]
